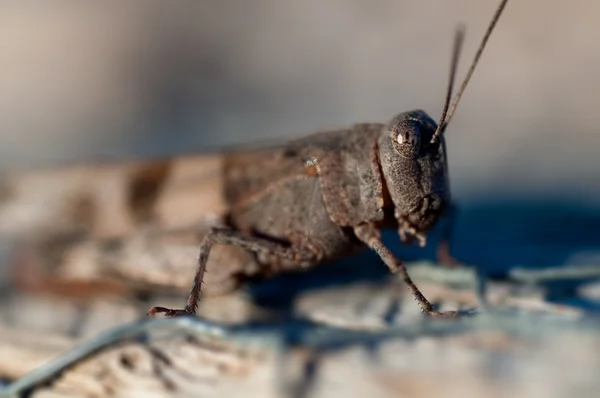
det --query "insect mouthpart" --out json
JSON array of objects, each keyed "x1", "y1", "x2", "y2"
[
  {"x1": 396, "y1": 193, "x2": 446, "y2": 247},
  {"x1": 403, "y1": 192, "x2": 446, "y2": 232}
]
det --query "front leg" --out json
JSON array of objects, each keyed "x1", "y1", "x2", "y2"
[
  {"x1": 147, "y1": 228, "x2": 319, "y2": 318},
  {"x1": 353, "y1": 222, "x2": 458, "y2": 318}
]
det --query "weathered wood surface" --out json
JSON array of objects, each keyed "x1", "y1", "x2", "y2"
[{"x1": 1, "y1": 263, "x2": 599, "y2": 398}]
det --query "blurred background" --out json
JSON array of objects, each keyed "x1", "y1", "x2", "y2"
[
  {"x1": 2, "y1": 3, "x2": 600, "y2": 396},
  {"x1": 0, "y1": 0, "x2": 599, "y2": 275}
]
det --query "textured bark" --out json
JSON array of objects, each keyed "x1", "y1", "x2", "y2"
[{"x1": 2, "y1": 263, "x2": 599, "y2": 398}]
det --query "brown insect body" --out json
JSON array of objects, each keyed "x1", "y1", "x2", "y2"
[
  {"x1": 222, "y1": 110, "x2": 448, "y2": 273},
  {"x1": 146, "y1": 110, "x2": 457, "y2": 317}
]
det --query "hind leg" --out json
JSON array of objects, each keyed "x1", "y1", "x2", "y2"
[{"x1": 147, "y1": 227, "x2": 320, "y2": 317}]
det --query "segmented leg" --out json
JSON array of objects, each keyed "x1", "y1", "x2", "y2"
[
  {"x1": 437, "y1": 202, "x2": 461, "y2": 267},
  {"x1": 147, "y1": 227, "x2": 318, "y2": 317},
  {"x1": 353, "y1": 223, "x2": 458, "y2": 318}
]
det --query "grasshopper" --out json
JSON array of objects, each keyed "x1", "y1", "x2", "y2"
[
  {"x1": 0, "y1": 0, "x2": 509, "y2": 319},
  {"x1": 147, "y1": 0, "x2": 511, "y2": 319}
]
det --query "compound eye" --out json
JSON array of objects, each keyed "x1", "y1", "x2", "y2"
[{"x1": 394, "y1": 121, "x2": 421, "y2": 158}]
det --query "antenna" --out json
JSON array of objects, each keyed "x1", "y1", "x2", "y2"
[
  {"x1": 431, "y1": 26, "x2": 464, "y2": 145},
  {"x1": 431, "y1": 0, "x2": 509, "y2": 144}
]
